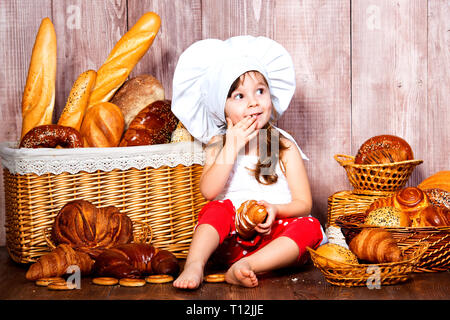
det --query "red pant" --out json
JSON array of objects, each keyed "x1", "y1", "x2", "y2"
[{"x1": 197, "y1": 199, "x2": 324, "y2": 266}]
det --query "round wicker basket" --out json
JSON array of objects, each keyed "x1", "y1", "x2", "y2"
[{"x1": 334, "y1": 154, "x2": 423, "y2": 196}]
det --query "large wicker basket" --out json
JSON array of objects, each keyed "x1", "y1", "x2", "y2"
[
  {"x1": 0, "y1": 141, "x2": 207, "y2": 263},
  {"x1": 334, "y1": 154, "x2": 423, "y2": 196},
  {"x1": 307, "y1": 242, "x2": 428, "y2": 287},
  {"x1": 327, "y1": 190, "x2": 392, "y2": 227},
  {"x1": 336, "y1": 213, "x2": 450, "y2": 272}
]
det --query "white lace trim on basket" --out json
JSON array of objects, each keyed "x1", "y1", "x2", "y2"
[{"x1": 0, "y1": 141, "x2": 205, "y2": 175}]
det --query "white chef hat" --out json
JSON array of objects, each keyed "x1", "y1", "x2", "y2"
[{"x1": 171, "y1": 35, "x2": 296, "y2": 145}]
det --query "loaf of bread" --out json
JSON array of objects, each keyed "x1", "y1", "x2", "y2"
[
  {"x1": 79, "y1": 102, "x2": 125, "y2": 147},
  {"x1": 57, "y1": 70, "x2": 97, "y2": 131},
  {"x1": 235, "y1": 200, "x2": 268, "y2": 239},
  {"x1": 110, "y1": 75, "x2": 165, "y2": 129},
  {"x1": 349, "y1": 228, "x2": 402, "y2": 263},
  {"x1": 354, "y1": 135, "x2": 413, "y2": 164},
  {"x1": 364, "y1": 206, "x2": 411, "y2": 227},
  {"x1": 314, "y1": 243, "x2": 359, "y2": 267},
  {"x1": 171, "y1": 121, "x2": 194, "y2": 143},
  {"x1": 119, "y1": 100, "x2": 178, "y2": 146},
  {"x1": 21, "y1": 17, "x2": 57, "y2": 138},
  {"x1": 418, "y1": 171, "x2": 450, "y2": 193},
  {"x1": 88, "y1": 12, "x2": 161, "y2": 108},
  {"x1": 51, "y1": 200, "x2": 133, "y2": 258},
  {"x1": 93, "y1": 243, "x2": 179, "y2": 279}
]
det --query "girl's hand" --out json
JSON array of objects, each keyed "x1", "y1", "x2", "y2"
[
  {"x1": 254, "y1": 200, "x2": 277, "y2": 236},
  {"x1": 224, "y1": 116, "x2": 258, "y2": 155}
]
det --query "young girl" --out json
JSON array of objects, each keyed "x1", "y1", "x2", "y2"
[{"x1": 170, "y1": 36, "x2": 326, "y2": 289}]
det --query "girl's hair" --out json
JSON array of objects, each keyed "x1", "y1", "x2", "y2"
[{"x1": 226, "y1": 71, "x2": 289, "y2": 185}]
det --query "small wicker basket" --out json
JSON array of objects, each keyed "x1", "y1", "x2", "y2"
[
  {"x1": 1, "y1": 141, "x2": 207, "y2": 263},
  {"x1": 307, "y1": 242, "x2": 428, "y2": 287},
  {"x1": 327, "y1": 190, "x2": 392, "y2": 227},
  {"x1": 334, "y1": 154, "x2": 423, "y2": 196},
  {"x1": 336, "y1": 213, "x2": 450, "y2": 272}
]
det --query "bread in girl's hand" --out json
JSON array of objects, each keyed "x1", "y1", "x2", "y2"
[
  {"x1": 58, "y1": 70, "x2": 97, "y2": 131},
  {"x1": 87, "y1": 12, "x2": 161, "y2": 108},
  {"x1": 110, "y1": 74, "x2": 165, "y2": 129},
  {"x1": 21, "y1": 17, "x2": 57, "y2": 139},
  {"x1": 80, "y1": 102, "x2": 125, "y2": 147},
  {"x1": 314, "y1": 243, "x2": 359, "y2": 267},
  {"x1": 354, "y1": 135, "x2": 414, "y2": 164},
  {"x1": 235, "y1": 200, "x2": 268, "y2": 239}
]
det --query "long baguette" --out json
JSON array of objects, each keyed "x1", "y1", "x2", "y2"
[
  {"x1": 21, "y1": 17, "x2": 57, "y2": 138},
  {"x1": 87, "y1": 12, "x2": 161, "y2": 108},
  {"x1": 57, "y1": 70, "x2": 97, "y2": 130}
]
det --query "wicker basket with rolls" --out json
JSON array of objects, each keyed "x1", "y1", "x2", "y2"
[
  {"x1": 0, "y1": 12, "x2": 202, "y2": 264},
  {"x1": 334, "y1": 135, "x2": 423, "y2": 196},
  {"x1": 335, "y1": 184, "x2": 450, "y2": 272}
]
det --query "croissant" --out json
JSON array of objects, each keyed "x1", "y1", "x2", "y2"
[
  {"x1": 235, "y1": 200, "x2": 268, "y2": 239},
  {"x1": 93, "y1": 243, "x2": 179, "y2": 279},
  {"x1": 349, "y1": 228, "x2": 402, "y2": 263},
  {"x1": 51, "y1": 200, "x2": 133, "y2": 258},
  {"x1": 26, "y1": 244, "x2": 94, "y2": 281}
]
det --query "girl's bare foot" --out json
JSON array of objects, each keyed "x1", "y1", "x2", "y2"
[
  {"x1": 225, "y1": 259, "x2": 258, "y2": 287},
  {"x1": 173, "y1": 261, "x2": 204, "y2": 289}
]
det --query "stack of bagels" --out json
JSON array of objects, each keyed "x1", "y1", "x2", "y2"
[{"x1": 19, "y1": 12, "x2": 193, "y2": 149}]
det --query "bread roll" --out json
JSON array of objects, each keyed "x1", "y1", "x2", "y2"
[
  {"x1": 57, "y1": 70, "x2": 97, "y2": 130},
  {"x1": 393, "y1": 187, "x2": 430, "y2": 226},
  {"x1": 314, "y1": 243, "x2": 359, "y2": 267},
  {"x1": 418, "y1": 171, "x2": 450, "y2": 193},
  {"x1": 80, "y1": 102, "x2": 125, "y2": 147},
  {"x1": 364, "y1": 206, "x2": 411, "y2": 227},
  {"x1": 21, "y1": 17, "x2": 57, "y2": 138},
  {"x1": 110, "y1": 75, "x2": 165, "y2": 129},
  {"x1": 417, "y1": 206, "x2": 450, "y2": 227},
  {"x1": 235, "y1": 200, "x2": 268, "y2": 239},
  {"x1": 171, "y1": 121, "x2": 194, "y2": 143},
  {"x1": 88, "y1": 12, "x2": 161, "y2": 108},
  {"x1": 354, "y1": 135, "x2": 413, "y2": 164},
  {"x1": 423, "y1": 188, "x2": 450, "y2": 211}
]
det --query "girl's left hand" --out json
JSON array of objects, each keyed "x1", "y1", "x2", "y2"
[{"x1": 254, "y1": 200, "x2": 277, "y2": 236}]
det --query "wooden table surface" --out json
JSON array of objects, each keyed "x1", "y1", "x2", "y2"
[{"x1": 1, "y1": 247, "x2": 449, "y2": 301}]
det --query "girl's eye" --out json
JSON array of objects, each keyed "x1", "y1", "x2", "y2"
[
  {"x1": 256, "y1": 88, "x2": 265, "y2": 95},
  {"x1": 233, "y1": 93, "x2": 243, "y2": 100}
]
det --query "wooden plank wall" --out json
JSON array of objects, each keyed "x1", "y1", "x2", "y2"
[{"x1": 0, "y1": 0, "x2": 449, "y2": 246}]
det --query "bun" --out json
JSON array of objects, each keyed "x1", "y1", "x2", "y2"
[
  {"x1": 423, "y1": 188, "x2": 450, "y2": 211},
  {"x1": 314, "y1": 243, "x2": 359, "y2": 267},
  {"x1": 171, "y1": 122, "x2": 194, "y2": 143},
  {"x1": 79, "y1": 102, "x2": 125, "y2": 147},
  {"x1": 51, "y1": 200, "x2": 133, "y2": 258},
  {"x1": 57, "y1": 70, "x2": 97, "y2": 131},
  {"x1": 26, "y1": 244, "x2": 94, "y2": 281},
  {"x1": 119, "y1": 100, "x2": 178, "y2": 146},
  {"x1": 417, "y1": 206, "x2": 450, "y2": 227},
  {"x1": 93, "y1": 243, "x2": 179, "y2": 279},
  {"x1": 354, "y1": 135, "x2": 413, "y2": 164},
  {"x1": 88, "y1": 12, "x2": 161, "y2": 107},
  {"x1": 235, "y1": 200, "x2": 268, "y2": 239},
  {"x1": 19, "y1": 124, "x2": 83, "y2": 149},
  {"x1": 21, "y1": 17, "x2": 57, "y2": 138},
  {"x1": 418, "y1": 171, "x2": 450, "y2": 193},
  {"x1": 364, "y1": 206, "x2": 411, "y2": 227},
  {"x1": 349, "y1": 228, "x2": 402, "y2": 263},
  {"x1": 110, "y1": 75, "x2": 165, "y2": 129},
  {"x1": 393, "y1": 187, "x2": 430, "y2": 226}
]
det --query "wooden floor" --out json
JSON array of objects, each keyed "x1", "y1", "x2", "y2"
[{"x1": 1, "y1": 247, "x2": 449, "y2": 301}]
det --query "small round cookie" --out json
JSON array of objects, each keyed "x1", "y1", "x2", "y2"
[
  {"x1": 119, "y1": 278, "x2": 146, "y2": 287},
  {"x1": 92, "y1": 277, "x2": 119, "y2": 286},
  {"x1": 48, "y1": 281, "x2": 77, "y2": 290},
  {"x1": 204, "y1": 273, "x2": 226, "y2": 283},
  {"x1": 35, "y1": 277, "x2": 65, "y2": 287},
  {"x1": 145, "y1": 274, "x2": 174, "y2": 284}
]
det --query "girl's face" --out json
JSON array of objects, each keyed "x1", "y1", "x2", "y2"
[{"x1": 225, "y1": 71, "x2": 272, "y2": 130}]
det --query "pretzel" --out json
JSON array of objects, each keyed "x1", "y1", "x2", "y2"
[
  {"x1": 204, "y1": 273, "x2": 226, "y2": 283},
  {"x1": 145, "y1": 274, "x2": 174, "y2": 284},
  {"x1": 119, "y1": 278, "x2": 146, "y2": 287},
  {"x1": 35, "y1": 277, "x2": 65, "y2": 287},
  {"x1": 92, "y1": 277, "x2": 119, "y2": 286}
]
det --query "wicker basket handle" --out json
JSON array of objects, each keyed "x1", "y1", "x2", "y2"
[{"x1": 334, "y1": 154, "x2": 355, "y2": 166}]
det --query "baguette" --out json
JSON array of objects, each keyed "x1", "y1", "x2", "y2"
[
  {"x1": 21, "y1": 17, "x2": 57, "y2": 138},
  {"x1": 57, "y1": 70, "x2": 97, "y2": 130},
  {"x1": 87, "y1": 12, "x2": 161, "y2": 108}
]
